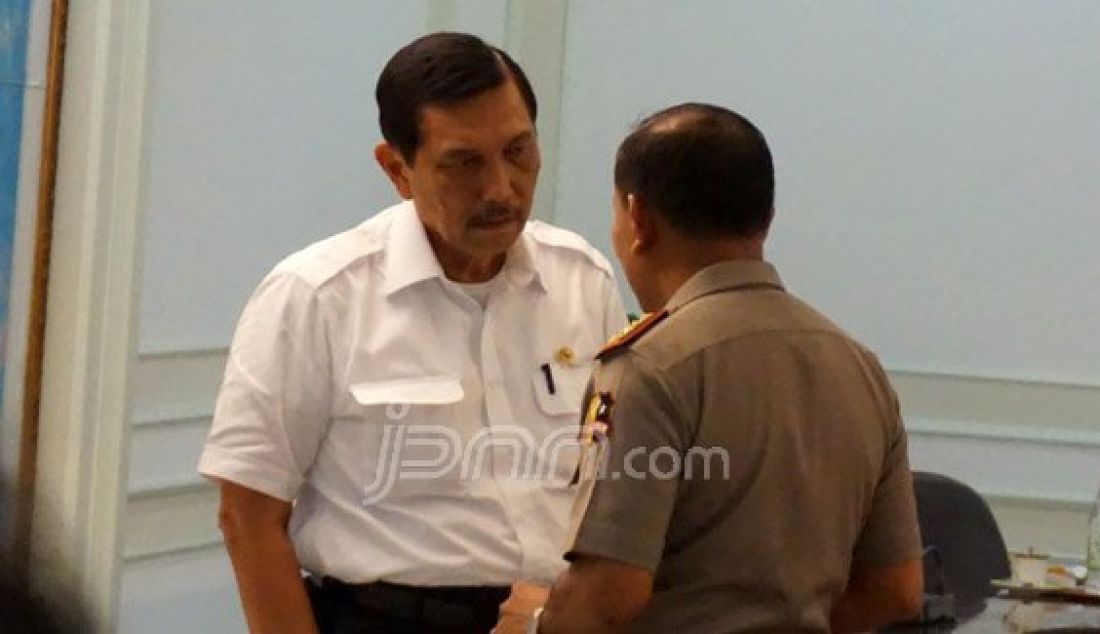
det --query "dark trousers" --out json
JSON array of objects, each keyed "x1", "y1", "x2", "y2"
[{"x1": 305, "y1": 577, "x2": 510, "y2": 634}]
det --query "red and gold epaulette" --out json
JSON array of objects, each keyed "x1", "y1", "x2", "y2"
[{"x1": 596, "y1": 310, "x2": 670, "y2": 360}]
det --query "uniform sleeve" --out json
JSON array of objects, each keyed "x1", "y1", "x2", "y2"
[
  {"x1": 197, "y1": 272, "x2": 332, "y2": 502},
  {"x1": 565, "y1": 356, "x2": 686, "y2": 572},
  {"x1": 852, "y1": 385, "x2": 922, "y2": 567}
]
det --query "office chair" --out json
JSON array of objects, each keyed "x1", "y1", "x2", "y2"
[
  {"x1": 912, "y1": 471, "x2": 1012, "y2": 620},
  {"x1": 879, "y1": 471, "x2": 1011, "y2": 632}
]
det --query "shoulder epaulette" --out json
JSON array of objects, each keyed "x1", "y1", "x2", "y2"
[{"x1": 596, "y1": 310, "x2": 670, "y2": 360}]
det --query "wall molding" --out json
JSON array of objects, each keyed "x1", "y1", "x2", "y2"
[
  {"x1": 888, "y1": 365, "x2": 1100, "y2": 392},
  {"x1": 124, "y1": 539, "x2": 224, "y2": 565},
  {"x1": 124, "y1": 479, "x2": 220, "y2": 561},
  {"x1": 123, "y1": 340, "x2": 1100, "y2": 574},
  {"x1": 888, "y1": 366, "x2": 1100, "y2": 439},
  {"x1": 136, "y1": 345, "x2": 228, "y2": 360},
  {"x1": 905, "y1": 417, "x2": 1100, "y2": 450},
  {"x1": 128, "y1": 477, "x2": 209, "y2": 501},
  {"x1": 906, "y1": 412, "x2": 1097, "y2": 558},
  {"x1": 31, "y1": 1, "x2": 152, "y2": 631},
  {"x1": 130, "y1": 346, "x2": 226, "y2": 427},
  {"x1": 131, "y1": 349, "x2": 1100, "y2": 389},
  {"x1": 982, "y1": 489, "x2": 1093, "y2": 514},
  {"x1": 132, "y1": 405, "x2": 211, "y2": 428}
]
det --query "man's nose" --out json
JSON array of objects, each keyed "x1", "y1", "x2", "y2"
[{"x1": 483, "y1": 157, "x2": 514, "y2": 204}]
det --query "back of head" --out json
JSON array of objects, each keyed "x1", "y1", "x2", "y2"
[
  {"x1": 376, "y1": 31, "x2": 537, "y2": 162},
  {"x1": 614, "y1": 103, "x2": 774, "y2": 240}
]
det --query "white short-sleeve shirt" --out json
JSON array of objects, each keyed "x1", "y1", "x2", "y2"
[{"x1": 198, "y1": 201, "x2": 627, "y2": 586}]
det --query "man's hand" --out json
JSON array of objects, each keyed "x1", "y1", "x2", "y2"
[
  {"x1": 831, "y1": 557, "x2": 924, "y2": 632},
  {"x1": 492, "y1": 582, "x2": 549, "y2": 634},
  {"x1": 537, "y1": 555, "x2": 653, "y2": 633}
]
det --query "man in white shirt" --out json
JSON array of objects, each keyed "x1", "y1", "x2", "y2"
[{"x1": 198, "y1": 32, "x2": 626, "y2": 633}]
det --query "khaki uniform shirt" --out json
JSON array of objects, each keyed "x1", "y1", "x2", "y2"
[{"x1": 565, "y1": 260, "x2": 921, "y2": 632}]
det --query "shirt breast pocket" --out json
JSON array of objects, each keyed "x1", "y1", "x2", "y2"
[
  {"x1": 530, "y1": 363, "x2": 591, "y2": 418},
  {"x1": 530, "y1": 362, "x2": 592, "y2": 486},
  {"x1": 347, "y1": 376, "x2": 469, "y2": 500}
]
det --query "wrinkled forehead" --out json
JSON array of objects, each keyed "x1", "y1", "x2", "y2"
[{"x1": 417, "y1": 80, "x2": 536, "y2": 153}]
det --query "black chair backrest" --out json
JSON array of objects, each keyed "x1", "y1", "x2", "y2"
[{"x1": 912, "y1": 471, "x2": 1011, "y2": 619}]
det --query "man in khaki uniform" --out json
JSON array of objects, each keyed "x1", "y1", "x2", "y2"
[{"x1": 528, "y1": 103, "x2": 923, "y2": 632}]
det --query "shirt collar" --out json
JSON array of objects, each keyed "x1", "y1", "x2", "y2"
[
  {"x1": 665, "y1": 259, "x2": 784, "y2": 312},
  {"x1": 381, "y1": 202, "x2": 445, "y2": 296},
  {"x1": 505, "y1": 231, "x2": 547, "y2": 294},
  {"x1": 382, "y1": 201, "x2": 546, "y2": 296}
]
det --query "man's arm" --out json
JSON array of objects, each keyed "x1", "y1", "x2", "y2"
[
  {"x1": 830, "y1": 557, "x2": 923, "y2": 632},
  {"x1": 217, "y1": 479, "x2": 318, "y2": 634},
  {"x1": 493, "y1": 582, "x2": 549, "y2": 634},
  {"x1": 832, "y1": 363, "x2": 923, "y2": 631},
  {"x1": 538, "y1": 555, "x2": 653, "y2": 633}
]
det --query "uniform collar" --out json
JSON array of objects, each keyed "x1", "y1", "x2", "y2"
[
  {"x1": 665, "y1": 259, "x2": 784, "y2": 312},
  {"x1": 382, "y1": 201, "x2": 546, "y2": 296}
]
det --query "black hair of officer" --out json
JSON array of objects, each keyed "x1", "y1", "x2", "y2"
[
  {"x1": 376, "y1": 31, "x2": 538, "y2": 163},
  {"x1": 614, "y1": 102, "x2": 775, "y2": 239}
]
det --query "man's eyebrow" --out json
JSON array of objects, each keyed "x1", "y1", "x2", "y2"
[
  {"x1": 436, "y1": 131, "x2": 537, "y2": 162},
  {"x1": 507, "y1": 130, "x2": 537, "y2": 145},
  {"x1": 438, "y1": 147, "x2": 480, "y2": 162}
]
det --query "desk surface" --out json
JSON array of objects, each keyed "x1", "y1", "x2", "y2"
[{"x1": 955, "y1": 596, "x2": 1100, "y2": 632}]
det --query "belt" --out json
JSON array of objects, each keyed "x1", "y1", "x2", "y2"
[{"x1": 314, "y1": 576, "x2": 510, "y2": 628}]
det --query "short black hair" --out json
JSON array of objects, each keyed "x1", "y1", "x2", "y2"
[
  {"x1": 614, "y1": 103, "x2": 774, "y2": 239},
  {"x1": 376, "y1": 32, "x2": 537, "y2": 163}
]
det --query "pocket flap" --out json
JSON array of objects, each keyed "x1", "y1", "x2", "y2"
[{"x1": 350, "y1": 376, "x2": 464, "y2": 406}]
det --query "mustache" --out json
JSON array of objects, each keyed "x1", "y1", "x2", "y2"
[{"x1": 470, "y1": 203, "x2": 521, "y2": 224}]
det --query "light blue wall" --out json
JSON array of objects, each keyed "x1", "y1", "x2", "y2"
[
  {"x1": 139, "y1": 0, "x2": 432, "y2": 351},
  {"x1": 554, "y1": 0, "x2": 1100, "y2": 382}
]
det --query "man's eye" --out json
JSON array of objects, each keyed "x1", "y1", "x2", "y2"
[
  {"x1": 447, "y1": 155, "x2": 481, "y2": 170},
  {"x1": 505, "y1": 143, "x2": 531, "y2": 161}
]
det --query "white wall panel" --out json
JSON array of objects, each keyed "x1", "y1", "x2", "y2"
[
  {"x1": 128, "y1": 419, "x2": 211, "y2": 494},
  {"x1": 908, "y1": 419, "x2": 1099, "y2": 506},
  {"x1": 119, "y1": 546, "x2": 244, "y2": 634},
  {"x1": 131, "y1": 348, "x2": 226, "y2": 418},
  {"x1": 125, "y1": 485, "x2": 220, "y2": 561},
  {"x1": 896, "y1": 366, "x2": 1100, "y2": 558}
]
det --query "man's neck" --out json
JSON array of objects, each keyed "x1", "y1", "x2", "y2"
[
  {"x1": 445, "y1": 255, "x2": 505, "y2": 283},
  {"x1": 643, "y1": 239, "x2": 765, "y2": 311},
  {"x1": 426, "y1": 232, "x2": 506, "y2": 283}
]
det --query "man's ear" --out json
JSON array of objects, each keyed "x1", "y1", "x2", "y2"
[
  {"x1": 374, "y1": 143, "x2": 414, "y2": 200},
  {"x1": 627, "y1": 193, "x2": 656, "y2": 254}
]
